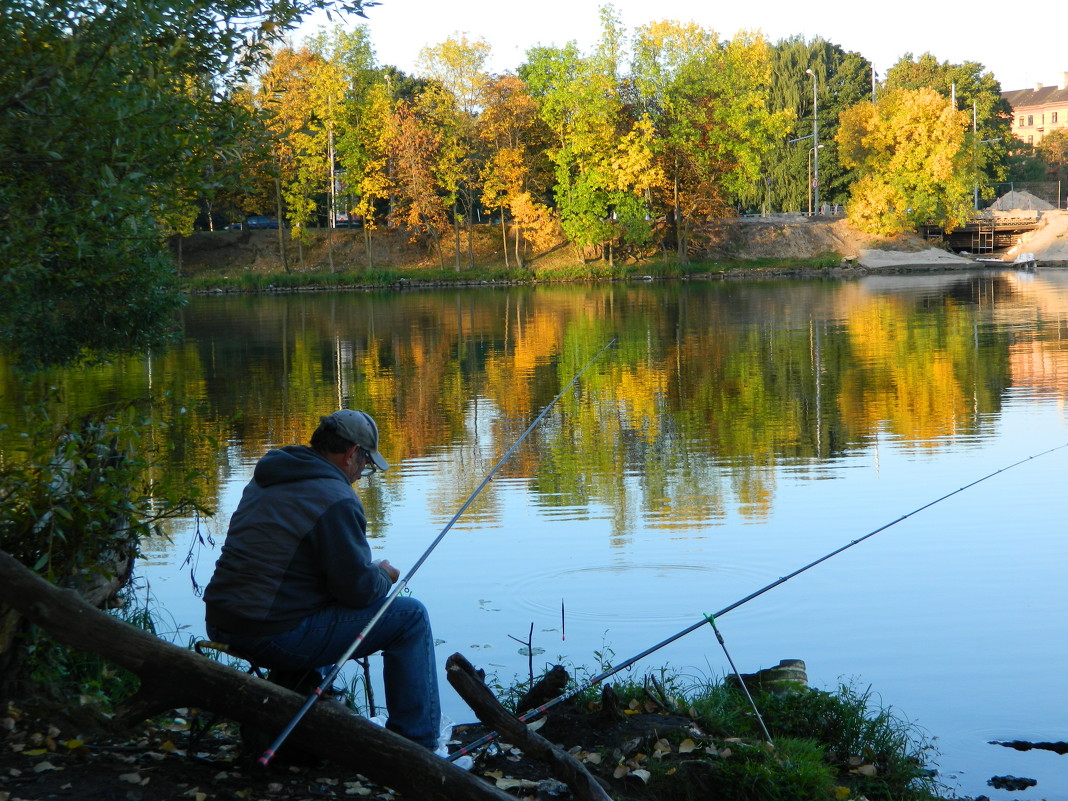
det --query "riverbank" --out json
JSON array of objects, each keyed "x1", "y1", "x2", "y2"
[
  {"x1": 1, "y1": 663, "x2": 953, "y2": 801},
  {"x1": 175, "y1": 214, "x2": 1068, "y2": 294}
]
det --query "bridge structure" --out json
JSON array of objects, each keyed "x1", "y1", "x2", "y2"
[{"x1": 921, "y1": 215, "x2": 1040, "y2": 254}]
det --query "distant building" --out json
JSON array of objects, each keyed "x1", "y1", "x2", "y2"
[{"x1": 1002, "y1": 73, "x2": 1068, "y2": 146}]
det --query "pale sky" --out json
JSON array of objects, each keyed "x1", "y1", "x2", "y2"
[{"x1": 299, "y1": 0, "x2": 1066, "y2": 93}]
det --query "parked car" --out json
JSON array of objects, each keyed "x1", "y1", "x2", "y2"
[{"x1": 245, "y1": 215, "x2": 280, "y2": 229}]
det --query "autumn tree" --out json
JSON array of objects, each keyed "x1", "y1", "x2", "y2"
[
  {"x1": 416, "y1": 34, "x2": 492, "y2": 270},
  {"x1": 388, "y1": 94, "x2": 450, "y2": 266},
  {"x1": 837, "y1": 87, "x2": 973, "y2": 235},
  {"x1": 308, "y1": 25, "x2": 390, "y2": 268},
  {"x1": 885, "y1": 53, "x2": 1012, "y2": 207},
  {"x1": 477, "y1": 74, "x2": 554, "y2": 267}
]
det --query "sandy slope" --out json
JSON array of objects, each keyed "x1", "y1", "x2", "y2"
[{"x1": 1005, "y1": 210, "x2": 1068, "y2": 263}]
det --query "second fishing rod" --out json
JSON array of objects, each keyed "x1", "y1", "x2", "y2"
[
  {"x1": 449, "y1": 440, "x2": 1068, "y2": 760},
  {"x1": 258, "y1": 337, "x2": 617, "y2": 766}
]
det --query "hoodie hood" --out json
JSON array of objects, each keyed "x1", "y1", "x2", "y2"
[{"x1": 253, "y1": 445, "x2": 347, "y2": 488}]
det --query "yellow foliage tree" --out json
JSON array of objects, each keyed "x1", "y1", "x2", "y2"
[{"x1": 837, "y1": 87, "x2": 973, "y2": 235}]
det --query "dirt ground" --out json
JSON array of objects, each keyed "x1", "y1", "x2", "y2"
[{"x1": 0, "y1": 697, "x2": 733, "y2": 801}]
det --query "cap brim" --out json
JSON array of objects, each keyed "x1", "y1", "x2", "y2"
[{"x1": 368, "y1": 449, "x2": 389, "y2": 472}]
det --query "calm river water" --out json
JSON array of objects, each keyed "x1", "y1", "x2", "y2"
[{"x1": 3, "y1": 271, "x2": 1067, "y2": 799}]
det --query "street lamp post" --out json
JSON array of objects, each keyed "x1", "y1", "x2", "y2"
[{"x1": 806, "y1": 69, "x2": 819, "y2": 215}]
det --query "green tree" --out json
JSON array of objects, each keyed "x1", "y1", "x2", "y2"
[
  {"x1": 758, "y1": 37, "x2": 872, "y2": 213},
  {"x1": 0, "y1": 0, "x2": 373, "y2": 369},
  {"x1": 522, "y1": 8, "x2": 657, "y2": 265},
  {"x1": 837, "y1": 87, "x2": 973, "y2": 235},
  {"x1": 631, "y1": 22, "x2": 785, "y2": 256}
]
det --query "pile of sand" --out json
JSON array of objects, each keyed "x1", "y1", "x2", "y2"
[{"x1": 1007, "y1": 211, "x2": 1068, "y2": 263}]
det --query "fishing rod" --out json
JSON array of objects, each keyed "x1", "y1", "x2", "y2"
[
  {"x1": 259, "y1": 337, "x2": 617, "y2": 766},
  {"x1": 450, "y1": 440, "x2": 1068, "y2": 760}
]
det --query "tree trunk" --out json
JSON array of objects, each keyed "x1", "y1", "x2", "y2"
[
  {"x1": 446, "y1": 654, "x2": 613, "y2": 801},
  {"x1": 0, "y1": 549, "x2": 512, "y2": 801},
  {"x1": 453, "y1": 200, "x2": 461, "y2": 272},
  {"x1": 500, "y1": 209, "x2": 509, "y2": 268},
  {"x1": 514, "y1": 227, "x2": 524, "y2": 270},
  {"x1": 467, "y1": 210, "x2": 475, "y2": 271},
  {"x1": 274, "y1": 176, "x2": 288, "y2": 272}
]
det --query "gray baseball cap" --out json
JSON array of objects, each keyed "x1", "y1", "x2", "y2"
[{"x1": 322, "y1": 409, "x2": 389, "y2": 472}]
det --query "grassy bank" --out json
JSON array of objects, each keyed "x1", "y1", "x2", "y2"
[{"x1": 181, "y1": 252, "x2": 848, "y2": 294}]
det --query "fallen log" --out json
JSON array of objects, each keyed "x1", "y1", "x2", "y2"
[
  {"x1": 0, "y1": 548, "x2": 511, "y2": 801},
  {"x1": 446, "y1": 652, "x2": 614, "y2": 801}
]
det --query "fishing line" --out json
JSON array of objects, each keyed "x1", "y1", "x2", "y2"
[
  {"x1": 259, "y1": 337, "x2": 617, "y2": 766},
  {"x1": 450, "y1": 440, "x2": 1068, "y2": 760}
]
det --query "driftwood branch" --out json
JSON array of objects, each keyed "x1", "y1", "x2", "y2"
[
  {"x1": 0, "y1": 549, "x2": 512, "y2": 801},
  {"x1": 446, "y1": 652, "x2": 614, "y2": 801}
]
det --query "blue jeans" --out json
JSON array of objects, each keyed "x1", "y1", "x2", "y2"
[{"x1": 208, "y1": 596, "x2": 440, "y2": 749}]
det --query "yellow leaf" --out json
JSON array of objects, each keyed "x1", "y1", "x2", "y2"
[
  {"x1": 159, "y1": 740, "x2": 178, "y2": 753},
  {"x1": 63, "y1": 739, "x2": 84, "y2": 750},
  {"x1": 483, "y1": 770, "x2": 504, "y2": 779},
  {"x1": 667, "y1": 767, "x2": 677, "y2": 775},
  {"x1": 23, "y1": 748, "x2": 48, "y2": 756},
  {"x1": 679, "y1": 738, "x2": 696, "y2": 754},
  {"x1": 623, "y1": 709, "x2": 639, "y2": 715},
  {"x1": 833, "y1": 787, "x2": 852, "y2": 800},
  {"x1": 613, "y1": 764, "x2": 628, "y2": 779}
]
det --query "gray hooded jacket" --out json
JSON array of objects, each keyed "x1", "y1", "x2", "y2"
[{"x1": 203, "y1": 445, "x2": 391, "y2": 635}]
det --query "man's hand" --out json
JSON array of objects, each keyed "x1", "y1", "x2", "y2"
[{"x1": 373, "y1": 559, "x2": 400, "y2": 583}]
